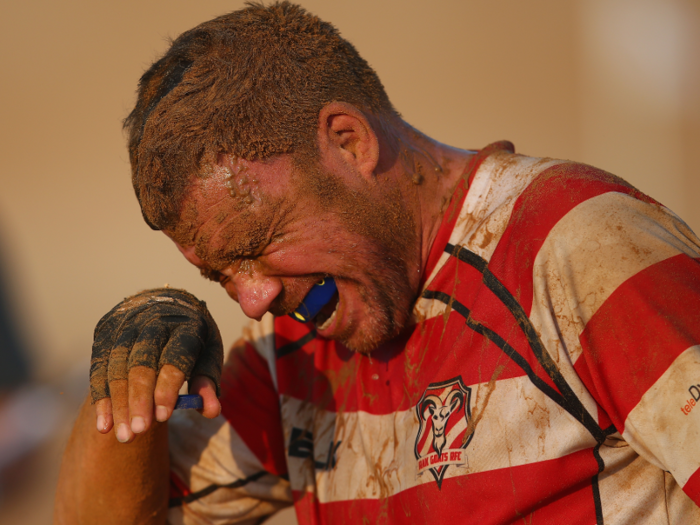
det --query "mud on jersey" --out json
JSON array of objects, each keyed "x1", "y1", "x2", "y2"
[{"x1": 168, "y1": 141, "x2": 700, "y2": 524}]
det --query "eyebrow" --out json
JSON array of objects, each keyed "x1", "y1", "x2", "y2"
[{"x1": 192, "y1": 211, "x2": 274, "y2": 271}]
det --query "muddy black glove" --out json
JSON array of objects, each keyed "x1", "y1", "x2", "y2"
[{"x1": 90, "y1": 287, "x2": 223, "y2": 403}]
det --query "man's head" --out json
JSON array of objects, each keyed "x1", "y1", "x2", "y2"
[
  {"x1": 165, "y1": 142, "x2": 418, "y2": 354},
  {"x1": 125, "y1": 2, "x2": 440, "y2": 354},
  {"x1": 124, "y1": 0, "x2": 397, "y2": 232}
]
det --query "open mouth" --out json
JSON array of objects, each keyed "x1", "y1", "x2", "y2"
[
  {"x1": 314, "y1": 292, "x2": 339, "y2": 330},
  {"x1": 289, "y1": 277, "x2": 339, "y2": 327}
]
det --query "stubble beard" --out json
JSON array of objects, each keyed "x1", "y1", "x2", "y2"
[
  {"x1": 298, "y1": 159, "x2": 419, "y2": 355},
  {"x1": 347, "y1": 254, "x2": 416, "y2": 355}
]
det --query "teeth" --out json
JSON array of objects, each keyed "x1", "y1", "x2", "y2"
[{"x1": 317, "y1": 306, "x2": 337, "y2": 331}]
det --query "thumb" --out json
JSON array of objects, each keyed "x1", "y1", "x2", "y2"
[{"x1": 189, "y1": 375, "x2": 221, "y2": 419}]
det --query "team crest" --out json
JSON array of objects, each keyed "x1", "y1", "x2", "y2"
[{"x1": 414, "y1": 376, "x2": 473, "y2": 489}]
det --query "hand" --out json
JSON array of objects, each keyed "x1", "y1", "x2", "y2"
[{"x1": 90, "y1": 288, "x2": 223, "y2": 443}]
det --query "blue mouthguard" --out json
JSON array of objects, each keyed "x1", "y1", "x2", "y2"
[
  {"x1": 175, "y1": 394, "x2": 203, "y2": 410},
  {"x1": 289, "y1": 278, "x2": 337, "y2": 323},
  {"x1": 175, "y1": 281, "x2": 338, "y2": 409}
]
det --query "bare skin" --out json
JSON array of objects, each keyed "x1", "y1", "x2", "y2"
[
  {"x1": 54, "y1": 393, "x2": 168, "y2": 525},
  {"x1": 54, "y1": 103, "x2": 475, "y2": 524},
  {"x1": 167, "y1": 103, "x2": 474, "y2": 351},
  {"x1": 54, "y1": 370, "x2": 218, "y2": 524}
]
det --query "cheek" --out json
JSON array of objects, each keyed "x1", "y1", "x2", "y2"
[
  {"x1": 266, "y1": 229, "x2": 362, "y2": 275},
  {"x1": 259, "y1": 244, "x2": 317, "y2": 275}
]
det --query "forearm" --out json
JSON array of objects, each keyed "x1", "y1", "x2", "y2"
[{"x1": 53, "y1": 396, "x2": 170, "y2": 525}]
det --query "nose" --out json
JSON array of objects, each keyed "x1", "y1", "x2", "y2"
[{"x1": 225, "y1": 269, "x2": 283, "y2": 321}]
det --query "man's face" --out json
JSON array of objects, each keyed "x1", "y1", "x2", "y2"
[{"x1": 166, "y1": 154, "x2": 418, "y2": 354}]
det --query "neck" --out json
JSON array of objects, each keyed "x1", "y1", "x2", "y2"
[{"x1": 377, "y1": 119, "x2": 476, "y2": 292}]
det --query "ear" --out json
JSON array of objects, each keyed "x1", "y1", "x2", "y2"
[{"x1": 317, "y1": 102, "x2": 380, "y2": 181}]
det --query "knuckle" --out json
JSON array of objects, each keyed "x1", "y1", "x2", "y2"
[
  {"x1": 159, "y1": 364, "x2": 186, "y2": 383},
  {"x1": 92, "y1": 289, "x2": 216, "y2": 410},
  {"x1": 128, "y1": 365, "x2": 156, "y2": 385},
  {"x1": 95, "y1": 398, "x2": 112, "y2": 414},
  {"x1": 154, "y1": 390, "x2": 178, "y2": 408},
  {"x1": 109, "y1": 381, "x2": 129, "y2": 409}
]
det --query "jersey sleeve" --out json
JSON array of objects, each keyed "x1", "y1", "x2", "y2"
[
  {"x1": 167, "y1": 313, "x2": 293, "y2": 525},
  {"x1": 550, "y1": 191, "x2": 700, "y2": 506}
]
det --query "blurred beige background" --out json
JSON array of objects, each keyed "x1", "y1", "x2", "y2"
[{"x1": 0, "y1": 0, "x2": 698, "y2": 523}]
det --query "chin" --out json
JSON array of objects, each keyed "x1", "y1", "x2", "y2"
[
  {"x1": 341, "y1": 299, "x2": 413, "y2": 355},
  {"x1": 342, "y1": 334, "x2": 382, "y2": 356}
]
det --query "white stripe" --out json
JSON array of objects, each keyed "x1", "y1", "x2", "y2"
[
  {"x1": 458, "y1": 154, "x2": 562, "y2": 261},
  {"x1": 597, "y1": 434, "x2": 676, "y2": 524},
  {"x1": 244, "y1": 313, "x2": 278, "y2": 390},
  {"x1": 169, "y1": 411, "x2": 264, "y2": 488},
  {"x1": 527, "y1": 192, "x2": 700, "y2": 427},
  {"x1": 414, "y1": 153, "x2": 561, "y2": 323},
  {"x1": 282, "y1": 374, "x2": 598, "y2": 503},
  {"x1": 168, "y1": 410, "x2": 292, "y2": 524},
  {"x1": 623, "y1": 345, "x2": 700, "y2": 485}
]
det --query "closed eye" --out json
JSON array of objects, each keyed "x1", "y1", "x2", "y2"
[{"x1": 200, "y1": 266, "x2": 226, "y2": 283}]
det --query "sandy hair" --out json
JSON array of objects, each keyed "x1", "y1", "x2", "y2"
[{"x1": 124, "y1": 1, "x2": 397, "y2": 231}]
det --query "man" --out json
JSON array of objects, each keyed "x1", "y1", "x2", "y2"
[{"x1": 54, "y1": 2, "x2": 700, "y2": 524}]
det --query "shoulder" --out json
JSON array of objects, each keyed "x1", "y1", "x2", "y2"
[
  {"x1": 468, "y1": 149, "x2": 684, "y2": 270},
  {"x1": 455, "y1": 147, "x2": 628, "y2": 262},
  {"x1": 506, "y1": 160, "x2": 660, "y2": 232}
]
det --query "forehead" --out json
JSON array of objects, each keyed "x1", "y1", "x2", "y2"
[{"x1": 167, "y1": 154, "x2": 296, "y2": 268}]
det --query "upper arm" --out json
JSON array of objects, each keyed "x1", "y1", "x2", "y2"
[{"x1": 554, "y1": 195, "x2": 700, "y2": 505}]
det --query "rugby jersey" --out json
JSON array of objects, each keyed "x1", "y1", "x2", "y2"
[{"x1": 168, "y1": 141, "x2": 700, "y2": 524}]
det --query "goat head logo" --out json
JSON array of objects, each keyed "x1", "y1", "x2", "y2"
[{"x1": 414, "y1": 376, "x2": 473, "y2": 489}]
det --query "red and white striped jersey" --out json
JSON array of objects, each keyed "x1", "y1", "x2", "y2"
[{"x1": 168, "y1": 141, "x2": 700, "y2": 524}]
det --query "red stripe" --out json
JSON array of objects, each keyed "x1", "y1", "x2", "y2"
[
  {"x1": 464, "y1": 274, "x2": 561, "y2": 397},
  {"x1": 489, "y1": 163, "x2": 658, "y2": 317},
  {"x1": 577, "y1": 254, "x2": 700, "y2": 433},
  {"x1": 421, "y1": 141, "x2": 515, "y2": 288},
  {"x1": 274, "y1": 315, "x2": 316, "y2": 353},
  {"x1": 683, "y1": 466, "x2": 700, "y2": 507},
  {"x1": 220, "y1": 342, "x2": 288, "y2": 476},
  {"x1": 293, "y1": 448, "x2": 598, "y2": 524},
  {"x1": 573, "y1": 360, "x2": 614, "y2": 430},
  {"x1": 293, "y1": 490, "x2": 321, "y2": 525},
  {"x1": 275, "y1": 258, "x2": 528, "y2": 415},
  {"x1": 428, "y1": 254, "x2": 563, "y2": 393},
  {"x1": 169, "y1": 471, "x2": 192, "y2": 499}
]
